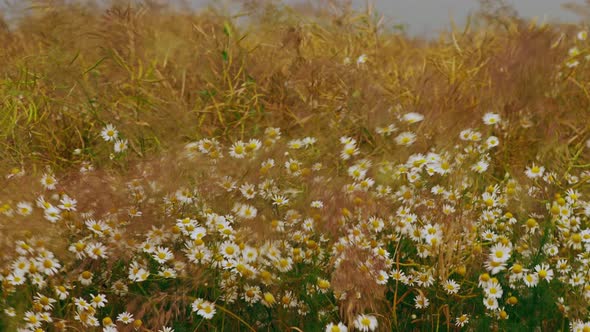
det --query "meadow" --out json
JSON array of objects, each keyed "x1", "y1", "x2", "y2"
[{"x1": 1, "y1": 0, "x2": 590, "y2": 331}]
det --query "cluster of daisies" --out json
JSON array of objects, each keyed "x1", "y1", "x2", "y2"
[
  {"x1": 1, "y1": 105, "x2": 590, "y2": 332},
  {"x1": 562, "y1": 30, "x2": 590, "y2": 152},
  {"x1": 100, "y1": 124, "x2": 128, "y2": 156},
  {"x1": 564, "y1": 30, "x2": 590, "y2": 69}
]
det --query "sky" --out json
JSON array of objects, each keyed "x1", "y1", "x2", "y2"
[
  {"x1": 349, "y1": 0, "x2": 585, "y2": 36},
  {"x1": 188, "y1": 0, "x2": 586, "y2": 36}
]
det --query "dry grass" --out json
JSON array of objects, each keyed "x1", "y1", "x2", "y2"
[{"x1": 1, "y1": 0, "x2": 590, "y2": 331}]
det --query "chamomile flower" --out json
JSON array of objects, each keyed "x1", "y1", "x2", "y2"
[
  {"x1": 569, "y1": 46, "x2": 581, "y2": 57},
  {"x1": 24, "y1": 311, "x2": 42, "y2": 328},
  {"x1": 101, "y1": 124, "x2": 118, "y2": 142},
  {"x1": 262, "y1": 292, "x2": 277, "y2": 307},
  {"x1": 483, "y1": 296, "x2": 499, "y2": 310},
  {"x1": 443, "y1": 279, "x2": 461, "y2": 294},
  {"x1": 58, "y1": 195, "x2": 77, "y2": 211},
  {"x1": 229, "y1": 141, "x2": 247, "y2": 159},
  {"x1": 11, "y1": 257, "x2": 30, "y2": 275},
  {"x1": 484, "y1": 280, "x2": 503, "y2": 299},
  {"x1": 114, "y1": 138, "x2": 128, "y2": 153},
  {"x1": 246, "y1": 139, "x2": 262, "y2": 152},
  {"x1": 376, "y1": 124, "x2": 397, "y2": 136},
  {"x1": 4, "y1": 307, "x2": 16, "y2": 317},
  {"x1": 375, "y1": 270, "x2": 389, "y2": 285},
  {"x1": 265, "y1": 127, "x2": 281, "y2": 141},
  {"x1": 288, "y1": 139, "x2": 305, "y2": 149},
  {"x1": 414, "y1": 293, "x2": 430, "y2": 309},
  {"x1": 354, "y1": 314, "x2": 378, "y2": 331},
  {"x1": 285, "y1": 159, "x2": 302, "y2": 175},
  {"x1": 310, "y1": 200, "x2": 324, "y2": 209},
  {"x1": 111, "y1": 280, "x2": 129, "y2": 296},
  {"x1": 341, "y1": 142, "x2": 359, "y2": 160},
  {"x1": 54, "y1": 285, "x2": 69, "y2": 300},
  {"x1": 485, "y1": 136, "x2": 500, "y2": 149},
  {"x1": 272, "y1": 194, "x2": 289, "y2": 206},
  {"x1": 78, "y1": 270, "x2": 94, "y2": 285},
  {"x1": 153, "y1": 246, "x2": 174, "y2": 264},
  {"x1": 85, "y1": 242, "x2": 108, "y2": 260},
  {"x1": 128, "y1": 262, "x2": 150, "y2": 282},
  {"x1": 16, "y1": 202, "x2": 33, "y2": 216},
  {"x1": 347, "y1": 165, "x2": 367, "y2": 180},
  {"x1": 356, "y1": 54, "x2": 368, "y2": 65},
  {"x1": 197, "y1": 301, "x2": 216, "y2": 319},
  {"x1": 117, "y1": 312, "x2": 134, "y2": 324},
  {"x1": 523, "y1": 272, "x2": 539, "y2": 287},
  {"x1": 236, "y1": 204, "x2": 257, "y2": 219},
  {"x1": 402, "y1": 112, "x2": 424, "y2": 124},
  {"x1": 219, "y1": 241, "x2": 240, "y2": 259},
  {"x1": 33, "y1": 293, "x2": 56, "y2": 311},
  {"x1": 41, "y1": 173, "x2": 58, "y2": 190},
  {"x1": 534, "y1": 263, "x2": 554, "y2": 282},
  {"x1": 325, "y1": 322, "x2": 348, "y2": 332},
  {"x1": 489, "y1": 243, "x2": 512, "y2": 263},
  {"x1": 566, "y1": 59, "x2": 580, "y2": 68},
  {"x1": 89, "y1": 293, "x2": 107, "y2": 308},
  {"x1": 239, "y1": 183, "x2": 257, "y2": 199},
  {"x1": 395, "y1": 131, "x2": 416, "y2": 146},
  {"x1": 44, "y1": 206, "x2": 61, "y2": 223},
  {"x1": 38, "y1": 256, "x2": 61, "y2": 276},
  {"x1": 243, "y1": 285, "x2": 262, "y2": 304},
  {"x1": 525, "y1": 163, "x2": 545, "y2": 179},
  {"x1": 471, "y1": 160, "x2": 489, "y2": 173},
  {"x1": 219, "y1": 176, "x2": 237, "y2": 192},
  {"x1": 456, "y1": 314, "x2": 470, "y2": 327},
  {"x1": 159, "y1": 327, "x2": 175, "y2": 332},
  {"x1": 483, "y1": 112, "x2": 501, "y2": 125}
]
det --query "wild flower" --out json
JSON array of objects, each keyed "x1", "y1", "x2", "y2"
[
  {"x1": 325, "y1": 322, "x2": 348, "y2": 332},
  {"x1": 525, "y1": 163, "x2": 545, "y2": 179},
  {"x1": 395, "y1": 131, "x2": 416, "y2": 146},
  {"x1": 414, "y1": 293, "x2": 430, "y2": 309},
  {"x1": 353, "y1": 314, "x2": 378, "y2": 331},
  {"x1": 402, "y1": 112, "x2": 424, "y2": 124},
  {"x1": 114, "y1": 138, "x2": 128, "y2": 153},
  {"x1": 40, "y1": 173, "x2": 58, "y2": 190},
  {"x1": 443, "y1": 279, "x2": 461, "y2": 294},
  {"x1": 117, "y1": 312, "x2": 134, "y2": 324},
  {"x1": 482, "y1": 113, "x2": 501, "y2": 125},
  {"x1": 456, "y1": 314, "x2": 470, "y2": 327},
  {"x1": 101, "y1": 124, "x2": 118, "y2": 142}
]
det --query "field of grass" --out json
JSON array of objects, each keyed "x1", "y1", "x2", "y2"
[{"x1": 1, "y1": 0, "x2": 590, "y2": 331}]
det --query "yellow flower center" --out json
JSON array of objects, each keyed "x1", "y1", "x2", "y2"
[
  {"x1": 361, "y1": 317, "x2": 371, "y2": 326},
  {"x1": 512, "y1": 264, "x2": 522, "y2": 274}
]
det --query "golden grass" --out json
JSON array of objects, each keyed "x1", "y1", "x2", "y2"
[
  {"x1": 1, "y1": 1, "x2": 590, "y2": 331},
  {"x1": 0, "y1": 0, "x2": 584, "y2": 174}
]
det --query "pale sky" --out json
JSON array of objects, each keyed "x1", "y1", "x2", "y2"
[
  {"x1": 350, "y1": 0, "x2": 584, "y2": 35},
  {"x1": 190, "y1": 0, "x2": 586, "y2": 36}
]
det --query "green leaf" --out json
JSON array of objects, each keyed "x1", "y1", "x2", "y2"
[{"x1": 223, "y1": 21, "x2": 232, "y2": 37}]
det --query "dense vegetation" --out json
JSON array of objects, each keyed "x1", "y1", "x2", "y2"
[{"x1": 1, "y1": 1, "x2": 590, "y2": 331}]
